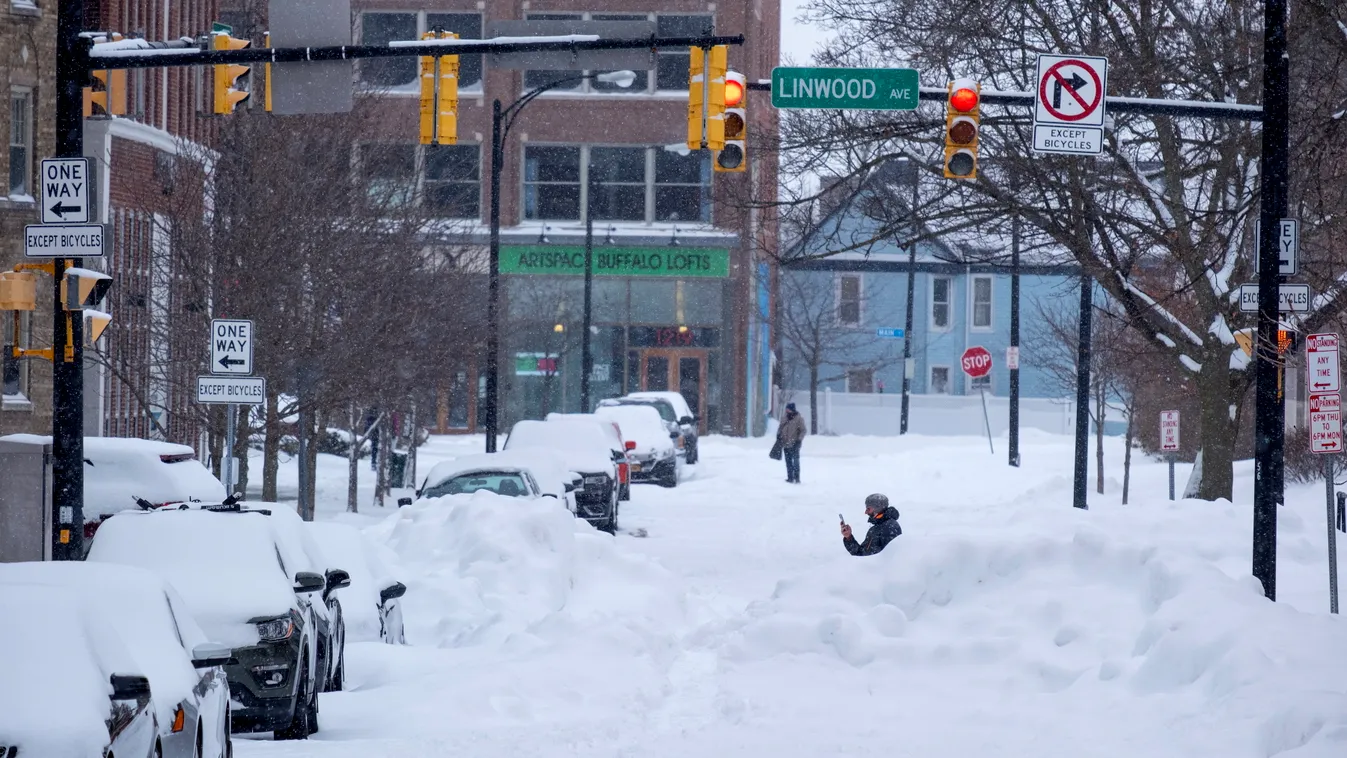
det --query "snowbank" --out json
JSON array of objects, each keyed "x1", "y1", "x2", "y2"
[
  {"x1": 307, "y1": 521, "x2": 405, "y2": 643},
  {"x1": 366, "y1": 491, "x2": 685, "y2": 652}
]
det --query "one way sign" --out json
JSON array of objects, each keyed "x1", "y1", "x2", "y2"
[
  {"x1": 211, "y1": 319, "x2": 254, "y2": 375},
  {"x1": 40, "y1": 158, "x2": 91, "y2": 224}
]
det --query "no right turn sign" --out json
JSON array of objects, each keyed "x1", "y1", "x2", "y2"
[{"x1": 1033, "y1": 54, "x2": 1108, "y2": 155}]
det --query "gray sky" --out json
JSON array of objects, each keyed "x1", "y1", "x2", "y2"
[{"x1": 779, "y1": 0, "x2": 833, "y2": 65}]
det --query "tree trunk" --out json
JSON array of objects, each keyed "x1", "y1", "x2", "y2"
[
  {"x1": 208, "y1": 406, "x2": 224, "y2": 480},
  {"x1": 1122, "y1": 396, "x2": 1135, "y2": 505},
  {"x1": 1095, "y1": 381, "x2": 1106, "y2": 495},
  {"x1": 406, "y1": 402, "x2": 418, "y2": 489},
  {"x1": 262, "y1": 391, "x2": 279, "y2": 502},
  {"x1": 1194, "y1": 356, "x2": 1236, "y2": 501},
  {"x1": 374, "y1": 416, "x2": 391, "y2": 508},
  {"x1": 301, "y1": 408, "x2": 320, "y2": 520},
  {"x1": 234, "y1": 406, "x2": 250, "y2": 497},
  {"x1": 347, "y1": 403, "x2": 360, "y2": 514},
  {"x1": 808, "y1": 362, "x2": 819, "y2": 434}
]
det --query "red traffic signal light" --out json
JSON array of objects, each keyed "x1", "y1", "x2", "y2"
[
  {"x1": 949, "y1": 84, "x2": 979, "y2": 113},
  {"x1": 724, "y1": 78, "x2": 745, "y2": 108}
]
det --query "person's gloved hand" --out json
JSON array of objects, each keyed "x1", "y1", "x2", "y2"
[{"x1": 841, "y1": 523, "x2": 852, "y2": 539}]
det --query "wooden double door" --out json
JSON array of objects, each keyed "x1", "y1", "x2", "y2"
[{"x1": 635, "y1": 349, "x2": 706, "y2": 432}]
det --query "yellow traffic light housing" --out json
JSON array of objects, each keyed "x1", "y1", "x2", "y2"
[
  {"x1": 714, "y1": 71, "x2": 747, "y2": 173},
  {"x1": 687, "y1": 47, "x2": 706, "y2": 151},
  {"x1": 419, "y1": 32, "x2": 459, "y2": 145},
  {"x1": 84, "y1": 310, "x2": 112, "y2": 346},
  {"x1": 943, "y1": 78, "x2": 980, "y2": 180},
  {"x1": 84, "y1": 68, "x2": 128, "y2": 118},
  {"x1": 212, "y1": 33, "x2": 252, "y2": 115},
  {"x1": 0, "y1": 271, "x2": 38, "y2": 311},
  {"x1": 62, "y1": 268, "x2": 112, "y2": 312},
  {"x1": 705, "y1": 45, "x2": 728, "y2": 150}
]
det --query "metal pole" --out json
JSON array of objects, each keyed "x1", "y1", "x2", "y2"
[
  {"x1": 223, "y1": 404, "x2": 236, "y2": 497},
  {"x1": 581, "y1": 171, "x2": 594, "y2": 412},
  {"x1": 1009, "y1": 215, "x2": 1021, "y2": 467},
  {"x1": 1252, "y1": 0, "x2": 1291, "y2": 601},
  {"x1": 1327, "y1": 458, "x2": 1339, "y2": 614},
  {"x1": 1169, "y1": 455, "x2": 1176, "y2": 501},
  {"x1": 900, "y1": 160, "x2": 917, "y2": 435},
  {"x1": 1072, "y1": 274, "x2": 1093, "y2": 510},
  {"x1": 485, "y1": 99, "x2": 502, "y2": 453},
  {"x1": 51, "y1": 4, "x2": 89, "y2": 560},
  {"x1": 297, "y1": 404, "x2": 309, "y2": 517},
  {"x1": 980, "y1": 386, "x2": 994, "y2": 454}
]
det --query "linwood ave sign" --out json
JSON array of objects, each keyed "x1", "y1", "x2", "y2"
[
  {"x1": 770, "y1": 67, "x2": 919, "y2": 110},
  {"x1": 500, "y1": 246, "x2": 729, "y2": 277}
]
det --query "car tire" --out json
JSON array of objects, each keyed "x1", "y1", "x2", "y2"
[
  {"x1": 274, "y1": 661, "x2": 312, "y2": 741},
  {"x1": 659, "y1": 462, "x2": 678, "y2": 488},
  {"x1": 599, "y1": 487, "x2": 620, "y2": 534},
  {"x1": 221, "y1": 705, "x2": 232, "y2": 758},
  {"x1": 619, "y1": 482, "x2": 630, "y2": 501},
  {"x1": 687, "y1": 444, "x2": 698, "y2": 464}
]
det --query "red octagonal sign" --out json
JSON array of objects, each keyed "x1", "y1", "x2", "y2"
[{"x1": 961, "y1": 346, "x2": 993, "y2": 378}]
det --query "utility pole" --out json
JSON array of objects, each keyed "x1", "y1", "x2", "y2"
[
  {"x1": 1008, "y1": 215, "x2": 1021, "y2": 467},
  {"x1": 1072, "y1": 274, "x2": 1093, "y2": 510},
  {"x1": 51, "y1": 0, "x2": 88, "y2": 559},
  {"x1": 899, "y1": 158, "x2": 918, "y2": 434},
  {"x1": 485, "y1": 99, "x2": 503, "y2": 453},
  {"x1": 580, "y1": 170, "x2": 595, "y2": 413},
  {"x1": 1252, "y1": 0, "x2": 1291, "y2": 600}
]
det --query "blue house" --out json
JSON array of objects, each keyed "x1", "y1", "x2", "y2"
[{"x1": 779, "y1": 164, "x2": 1089, "y2": 435}]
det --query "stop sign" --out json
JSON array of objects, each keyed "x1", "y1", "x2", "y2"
[{"x1": 961, "y1": 346, "x2": 993, "y2": 378}]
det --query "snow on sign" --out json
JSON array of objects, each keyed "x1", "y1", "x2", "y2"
[
  {"x1": 1160, "y1": 410, "x2": 1180, "y2": 452},
  {"x1": 961, "y1": 346, "x2": 992, "y2": 378},
  {"x1": 210, "y1": 319, "x2": 253, "y2": 375},
  {"x1": 39, "y1": 157, "x2": 90, "y2": 224},
  {"x1": 1309, "y1": 392, "x2": 1342, "y2": 454},
  {"x1": 1033, "y1": 54, "x2": 1107, "y2": 155},
  {"x1": 1306, "y1": 332, "x2": 1340, "y2": 394}
]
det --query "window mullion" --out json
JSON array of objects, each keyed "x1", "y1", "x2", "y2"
[
  {"x1": 645, "y1": 148, "x2": 655, "y2": 223},
  {"x1": 580, "y1": 145, "x2": 590, "y2": 223}
]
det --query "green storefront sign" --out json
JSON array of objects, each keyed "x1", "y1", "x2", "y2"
[
  {"x1": 771, "y1": 67, "x2": 920, "y2": 110},
  {"x1": 500, "y1": 245, "x2": 730, "y2": 278}
]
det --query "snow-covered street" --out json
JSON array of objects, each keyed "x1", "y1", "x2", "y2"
[{"x1": 237, "y1": 432, "x2": 1347, "y2": 758}]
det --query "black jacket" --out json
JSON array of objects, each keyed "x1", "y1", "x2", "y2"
[{"x1": 843, "y1": 506, "x2": 902, "y2": 556}]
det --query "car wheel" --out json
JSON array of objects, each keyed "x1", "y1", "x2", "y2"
[
  {"x1": 688, "y1": 444, "x2": 698, "y2": 464},
  {"x1": 220, "y1": 705, "x2": 232, "y2": 758},
  {"x1": 620, "y1": 482, "x2": 630, "y2": 501},
  {"x1": 274, "y1": 661, "x2": 311, "y2": 741},
  {"x1": 659, "y1": 462, "x2": 678, "y2": 488},
  {"x1": 331, "y1": 647, "x2": 345, "y2": 692}
]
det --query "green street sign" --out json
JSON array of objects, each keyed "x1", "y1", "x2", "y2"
[
  {"x1": 211, "y1": 21, "x2": 232, "y2": 34},
  {"x1": 500, "y1": 245, "x2": 729, "y2": 278},
  {"x1": 771, "y1": 67, "x2": 920, "y2": 111}
]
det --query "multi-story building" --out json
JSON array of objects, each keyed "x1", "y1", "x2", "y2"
[
  {"x1": 338, "y1": 0, "x2": 781, "y2": 437},
  {"x1": 1, "y1": 0, "x2": 56, "y2": 435}
]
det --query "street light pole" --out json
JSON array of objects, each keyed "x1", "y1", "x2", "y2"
[
  {"x1": 581, "y1": 170, "x2": 596, "y2": 413},
  {"x1": 900, "y1": 159, "x2": 918, "y2": 435}
]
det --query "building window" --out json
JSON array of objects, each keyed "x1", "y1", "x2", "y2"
[
  {"x1": 837, "y1": 274, "x2": 862, "y2": 326},
  {"x1": 591, "y1": 14, "x2": 651, "y2": 92},
  {"x1": 360, "y1": 12, "x2": 483, "y2": 90},
  {"x1": 523, "y1": 13, "x2": 584, "y2": 91},
  {"x1": 847, "y1": 368, "x2": 874, "y2": 393},
  {"x1": 360, "y1": 143, "x2": 416, "y2": 208},
  {"x1": 524, "y1": 146, "x2": 582, "y2": 220},
  {"x1": 9, "y1": 89, "x2": 33, "y2": 198},
  {"x1": 656, "y1": 15, "x2": 714, "y2": 90},
  {"x1": 425, "y1": 144, "x2": 480, "y2": 219},
  {"x1": 931, "y1": 276, "x2": 951, "y2": 330},
  {"x1": 654, "y1": 149, "x2": 709, "y2": 222},
  {"x1": 590, "y1": 146, "x2": 646, "y2": 221},
  {"x1": 2, "y1": 312, "x2": 31, "y2": 404},
  {"x1": 929, "y1": 366, "x2": 950, "y2": 394},
  {"x1": 971, "y1": 276, "x2": 993, "y2": 330}
]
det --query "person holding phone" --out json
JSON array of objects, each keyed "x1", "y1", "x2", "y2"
[{"x1": 841, "y1": 493, "x2": 902, "y2": 556}]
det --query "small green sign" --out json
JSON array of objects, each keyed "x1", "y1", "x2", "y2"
[
  {"x1": 500, "y1": 245, "x2": 730, "y2": 278},
  {"x1": 211, "y1": 21, "x2": 232, "y2": 34},
  {"x1": 771, "y1": 67, "x2": 920, "y2": 111}
]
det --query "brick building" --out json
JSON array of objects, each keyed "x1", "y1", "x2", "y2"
[{"x1": 335, "y1": 0, "x2": 782, "y2": 436}]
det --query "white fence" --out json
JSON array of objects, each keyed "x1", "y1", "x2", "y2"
[{"x1": 781, "y1": 389, "x2": 1079, "y2": 437}]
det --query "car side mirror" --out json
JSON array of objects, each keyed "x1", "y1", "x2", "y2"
[
  {"x1": 542, "y1": 492, "x2": 559, "y2": 499},
  {"x1": 293, "y1": 571, "x2": 325, "y2": 594},
  {"x1": 680, "y1": 416, "x2": 694, "y2": 425},
  {"x1": 397, "y1": 496, "x2": 413, "y2": 507},
  {"x1": 325, "y1": 569, "x2": 351, "y2": 594},
  {"x1": 670, "y1": 431, "x2": 681, "y2": 439},
  {"x1": 110, "y1": 673, "x2": 152, "y2": 701},
  {"x1": 379, "y1": 581, "x2": 407, "y2": 602},
  {"x1": 624, "y1": 440, "x2": 637, "y2": 451},
  {"x1": 190, "y1": 642, "x2": 235, "y2": 669},
  {"x1": 563, "y1": 481, "x2": 576, "y2": 493}
]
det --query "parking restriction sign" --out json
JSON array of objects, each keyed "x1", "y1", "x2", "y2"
[{"x1": 1160, "y1": 410, "x2": 1180, "y2": 452}]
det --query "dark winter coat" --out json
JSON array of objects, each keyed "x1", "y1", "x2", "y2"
[
  {"x1": 843, "y1": 506, "x2": 902, "y2": 556},
  {"x1": 778, "y1": 411, "x2": 807, "y2": 447}
]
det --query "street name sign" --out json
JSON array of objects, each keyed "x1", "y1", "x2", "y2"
[
  {"x1": 1160, "y1": 410, "x2": 1180, "y2": 452},
  {"x1": 1306, "y1": 332, "x2": 1340, "y2": 394},
  {"x1": 1252, "y1": 218, "x2": 1299, "y2": 276},
  {"x1": 875, "y1": 327, "x2": 906, "y2": 339},
  {"x1": 1032, "y1": 54, "x2": 1107, "y2": 155},
  {"x1": 770, "y1": 67, "x2": 919, "y2": 110},
  {"x1": 961, "y1": 346, "x2": 993, "y2": 378},
  {"x1": 210, "y1": 319, "x2": 254, "y2": 375},
  {"x1": 24, "y1": 223, "x2": 105, "y2": 257},
  {"x1": 1237, "y1": 282, "x2": 1310, "y2": 313},
  {"x1": 197, "y1": 376, "x2": 266, "y2": 405},
  {"x1": 1310, "y1": 392, "x2": 1342, "y2": 454},
  {"x1": 39, "y1": 158, "x2": 91, "y2": 224}
]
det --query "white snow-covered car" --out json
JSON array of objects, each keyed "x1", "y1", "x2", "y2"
[
  {"x1": 545, "y1": 412, "x2": 635, "y2": 500},
  {"x1": 305, "y1": 521, "x2": 409, "y2": 646},
  {"x1": 504, "y1": 419, "x2": 621, "y2": 533},
  {"x1": 0, "y1": 561, "x2": 234, "y2": 758},
  {"x1": 87, "y1": 508, "x2": 326, "y2": 740},
  {"x1": 602, "y1": 391, "x2": 701, "y2": 463},
  {"x1": 596, "y1": 404, "x2": 681, "y2": 487}
]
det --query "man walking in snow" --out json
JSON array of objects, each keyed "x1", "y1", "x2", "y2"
[
  {"x1": 777, "y1": 402, "x2": 807, "y2": 483},
  {"x1": 841, "y1": 493, "x2": 902, "y2": 556}
]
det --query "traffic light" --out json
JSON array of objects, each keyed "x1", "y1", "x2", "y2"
[
  {"x1": 212, "y1": 32, "x2": 251, "y2": 115},
  {"x1": 0, "y1": 271, "x2": 38, "y2": 311},
  {"x1": 62, "y1": 268, "x2": 112, "y2": 312},
  {"x1": 943, "y1": 78, "x2": 980, "y2": 180},
  {"x1": 705, "y1": 45, "x2": 728, "y2": 150},
  {"x1": 714, "y1": 70, "x2": 747, "y2": 173},
  {"x1": 687, "y1": 47, "x2": 705, "y2": 151},
  {"x1": 418, "y1": 32, "x2": 458, "y2": 145},
  {"x1": 84, "y1": 68, "x2": 128, "y2": 118}
]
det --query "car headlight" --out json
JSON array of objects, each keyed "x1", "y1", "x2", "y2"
[
  {"x1": 255, "y1": 616, "x2": 295, "y2": 642},
  {"x1": 250, "y1": 663, "x2": 291, "y2": 688}
]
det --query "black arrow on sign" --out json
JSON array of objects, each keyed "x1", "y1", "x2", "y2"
[
  {"x1": 1052, "y1": 72, "x2": 1090, "y2": 109},
  {"x1": 49, "y1": 201, "x2": 83, "y2": 218},
  {"x1": 218, "y1": 355, "x2": 246, "y2": 369}
]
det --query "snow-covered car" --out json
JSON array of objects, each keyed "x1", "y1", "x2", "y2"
[
  {"x1": 87, "y1": 508, "x2": 325, "y2": 740},
  {"x1": 595, "y1": 404, "x2": 681, "y2": 487},
  {"x1": 601, "y1": 392, "x2": 700, "y2": 463},
  {"x1": 414, "y1": 454, "x2": 548, "y2": 499},
  {"x1": 0, "y1": 561, "x2": 233, "y2": 758},
  {"x1": 305, "y1": 521, "x2": 409, "y2": 645},
  {"x1": 546, "y1": 412, "x2": 635, "y2": 500},
  {"x1": 504, "y1": 419, "x2": 621, "y2": 533}
]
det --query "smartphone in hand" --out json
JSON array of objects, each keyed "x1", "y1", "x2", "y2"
[{"x1": 838, "y1": 513, "x2": 845, "y2": 524}]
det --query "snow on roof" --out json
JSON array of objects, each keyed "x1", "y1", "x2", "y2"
[
  {"x1": 503, "y1": 419, "x2": 615, "y2": 474},
  {"x1": 624, "y1": 391, "x2": 694, "y2": 419},
  {"x1": 595, "y1": 405, "x2": 674, "y2": 456}
]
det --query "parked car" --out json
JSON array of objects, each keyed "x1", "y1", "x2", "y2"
[
  {"x1": 413, "y1": 454, "x2": 548, "y2": 499},
  {"x1": 546, "y1": 413, "x2": 635, "y2": 501},
  {"x1": 622, "y1": 392, "x2": 700, "y2": 463},
  {"x1": 306, "y1": 522, "x2": 408, "y2": 645},
  {"x1": 87, "y1": 508, "x2": 325, "y2": 740},
  {"x1": 0, "y1": 561, "x2": 233, "y2": 758},
  {"x1": 504, "y1": 419, "x2": 621, "y2": 533},
  {"x1": 596, "y1": 404, "x2": 681, "y2": 487}
]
